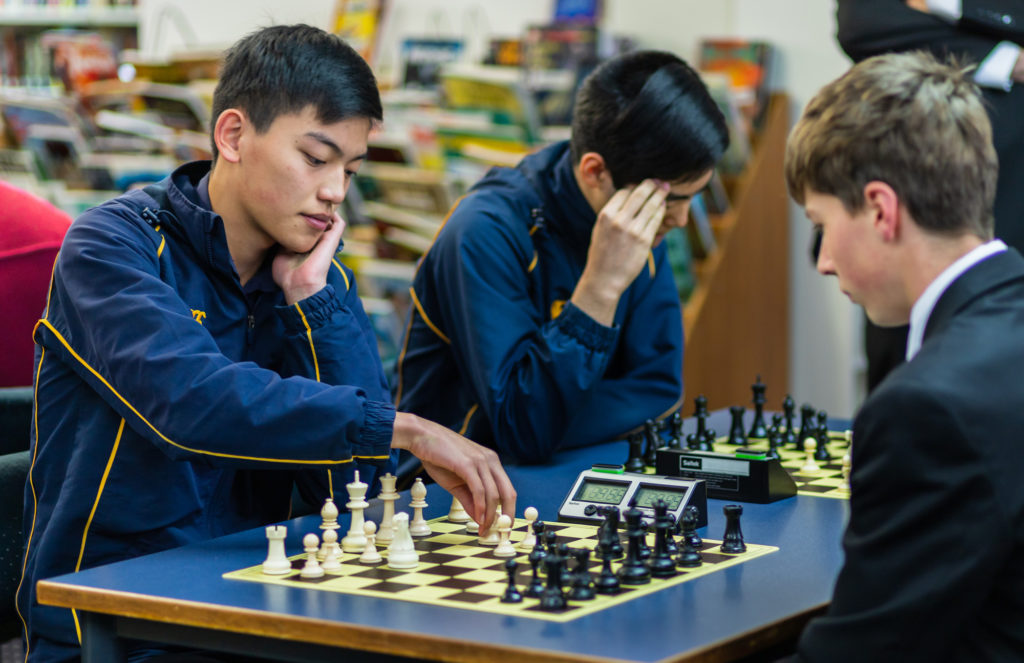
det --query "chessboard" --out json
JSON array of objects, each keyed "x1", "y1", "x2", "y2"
[
  {"x1": 713, "y1": 432, "x2": 852, "y2": 500},
  {"x1": 224, "y1": 516, "x2": 777, "y2": 623}
]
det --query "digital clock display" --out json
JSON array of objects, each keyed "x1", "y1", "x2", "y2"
[
  {"x1": 573, "y1": 478, "x2": 630, "y2": 505},
  {"x1": 634, "y1": 485, "x2": 686, "y2": 511}
]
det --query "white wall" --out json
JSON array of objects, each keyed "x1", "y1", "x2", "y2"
[
  {"x1": 137, "y1": 0, "x2": 864, "y2": 417},
  {"x1": 731, "y1": 0, "x2": 862, "y2": 417}
]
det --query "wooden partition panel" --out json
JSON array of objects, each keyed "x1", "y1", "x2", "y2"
[{"x1": 682, "y1": 94, "x2": 791, "y2": 412}]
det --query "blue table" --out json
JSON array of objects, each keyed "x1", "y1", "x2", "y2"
[{"x1": 36, "y1": 412, "x2": 849, "y2": 663}]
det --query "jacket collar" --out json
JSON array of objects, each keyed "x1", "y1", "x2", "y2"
[
  {"x1": 924, "y1": 247, "x2": 1024, "y2": 343},
  {"x1": 517, "y1": 141, "x2": 596, "y2": 256},
  {"x1": 152, "y1": 161, "x2": 275, "y2": 292}
]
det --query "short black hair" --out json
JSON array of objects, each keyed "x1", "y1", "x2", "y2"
[
  {"x1": 210, "y1": 24, "x2": 383, "y2": 161},
  {"x1": 570, "y1": 50, "x2": 729, "y2": 187}
]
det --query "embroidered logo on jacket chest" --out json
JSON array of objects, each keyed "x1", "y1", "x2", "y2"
[{"x1": 191, "y1": 309, "x2": 207, "y2": 325}]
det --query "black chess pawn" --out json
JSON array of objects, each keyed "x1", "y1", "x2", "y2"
[
  {"x1": 616, "y1": 506, "x2": 651, "y2": 585},
  {"x1": 814, "y1": 411, "x2": 832, "y2": 461},
  {"x1": 568, "y1": 548, "x2": 596, "y2": 600},
  {"x1": 501, "y1": 558, "x2": 523, "y2": 603},
  {"x1": 727, "y1": 405, "x2": 746, "y2": 445},
  {"x1": 594, "y1": 546, "x2": 621, "y2": 594},
  {"x1": 624, "y1": 431, "x2": 646, "y2": 472},
  {"x1": 649, "y1": 501, "x2": 678, "y2": 578},
  {"x1": 748, "y1": 376, "x2": 768, "y2": 438},
  {"x1": 524, "y1": 548, "x2": 544, "y2": 598},
  {"x1": 782, "y1": 395, "x2": 798, "y2": 446},
  {"x1": 675, "y1": 509, "x2": 703, "y2": 568},
  {"x1": 797, "y1": 403, "x2": 815, "y2": 451},
  {"x1": 643, "y1": 419, "x2": 661, "y2": 468},
  {"x1": 539, "y1": 550, "x2": 568, "y2": 611},
  {"x1": 765, "y1": 414, "x2": 783, "y2": 461},
  {"x1": 721, "y1": 504, "x2": 747, "y2": 554},
  {"x1": 667, "y1": 411, "x2": 684, "y2": 450}
]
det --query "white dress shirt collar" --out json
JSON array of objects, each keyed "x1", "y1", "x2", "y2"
[{"x1": 906, "y1": 239, "x2": 1007, "y2": 361}]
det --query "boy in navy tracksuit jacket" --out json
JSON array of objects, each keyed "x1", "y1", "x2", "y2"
[
  {"x1": 18, "y1": 25, "x2": 514, "y2": 662},
  {"x1": 398, "y1": 51, "x2": 730, "y2": 463}
]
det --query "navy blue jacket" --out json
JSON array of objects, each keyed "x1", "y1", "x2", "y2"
[
  {"x1": 19, "y1": 161, "x2": 396, "y2": 662},
  {"x1": 397, "y1": 142, "x2": 684, "y2": 463}
]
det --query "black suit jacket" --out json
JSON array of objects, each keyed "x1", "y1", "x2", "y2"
[
  {"x1": 798, "y1": 249, "x2": 1024, "y2": 662},
  {"x1": 836, "y1": 0, "x2": 1024, "y2": 252}
]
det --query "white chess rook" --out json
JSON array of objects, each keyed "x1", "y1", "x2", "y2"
[{"x1": 262, "y1": 526, "x2": 291, "y2": 575}]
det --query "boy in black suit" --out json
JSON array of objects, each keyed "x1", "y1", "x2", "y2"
[{"x1": 786, "y1": 51, "x2": 1024, "y2": 661}]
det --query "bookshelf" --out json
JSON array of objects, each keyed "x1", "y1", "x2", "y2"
[
  {"x1": 0, "y1": 6, "x2": 138, "y2": 27},
  {"x1": 682, "y1": 93, "x2": 790, "y2": 410},
  {"x1": 0, "y1": 2, "x2": 138, "y2": 88}
]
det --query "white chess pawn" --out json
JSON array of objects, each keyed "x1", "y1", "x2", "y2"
[
  {"x1": 493, "y1": 514, "x2": 516, "y2": 557},
  {"x1": 466, "y1": 518, "x2": 480, "y2": 534},
  {"x1": 262, "y1": 525, "x2": 291, "y2": 575},
  {"x1": 409, "y1": 477, "x2": 432, "y2": 536},
  {"x1": 478, "y1": 507, "x2": 501, "y2": 546},
  {"x1": 801, "y1": 438, "x2": 820, "y2": 473},
  {"x1": 376, "y1": 472, "x2": 398, "y2": 545},
  {"x1": 318, "y1": 497, "x2": 340, "y2": 561},
  {"x1": 517, "y1": 506, "x2": 538, "y2": 551},
  {"x1": 841, "y1": 452, "x2": 852, "y2": 491},
  {"x1": 387, "y1": 513, "x2": 419, "y2": 569},
  {"x1": 321, "y1": 529, "x2": 342, "y2": 572},
  {"x1": 448, "y1": 495, "x2": 470, "y2": 523},
  {"x1": 342, "y1": 471, "x2": 369, "y2": 553},
  {"x1": 300, "y1": 533, "x2": 325, "y2": 578},
  {"x1": 359, "y1": 520, "x2": 383, "y2": 564}
]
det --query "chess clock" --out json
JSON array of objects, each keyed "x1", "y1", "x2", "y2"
[
  {"x1": 558, "y1": 464, "x2": 707, "y2": 528},
  {"x1": 655, "y1": 447, "x2": 798, "y2": 503}
]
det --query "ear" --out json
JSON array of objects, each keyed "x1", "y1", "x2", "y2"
[
  {"x1": 577, "y1": 151, "x2": 614, "y2": 193},
  {"x1": 862, "y1": 181, "x2": 901, "y2": 242},
  {"x1": 212, "y1": 109, "x2": 246, "y2": 164}
]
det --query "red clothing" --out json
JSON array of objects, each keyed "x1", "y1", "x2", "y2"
[{"x1": 0, "y1": 181, "x2": 71, "y2": 387}]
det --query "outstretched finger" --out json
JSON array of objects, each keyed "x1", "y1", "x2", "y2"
[{"x1": 619, "y1": 180, "x2": 663, "y2": 226}]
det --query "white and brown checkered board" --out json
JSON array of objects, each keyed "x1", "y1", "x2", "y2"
[
  {"x1": 224, "y1": 516, "x2": 777, "y2": 622},
  {"x1": 713, "y1": 432, "x2": 852, "y2": 499}
]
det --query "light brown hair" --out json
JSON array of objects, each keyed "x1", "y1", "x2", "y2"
[{"x1": 785, "y1": 51, "x2": 997, "y2": 238}]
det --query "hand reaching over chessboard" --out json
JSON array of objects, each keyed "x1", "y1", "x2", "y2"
[{"x1": 391, "y1": 412, "x2": 516, "y2": 530}]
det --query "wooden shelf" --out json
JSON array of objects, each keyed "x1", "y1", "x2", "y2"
[{"x1": 682, "y1": 93, "x2": 790, "y2": 409}]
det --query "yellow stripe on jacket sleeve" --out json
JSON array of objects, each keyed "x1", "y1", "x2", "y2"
[
  {"x1": 33, "y1": 319, "x2": 352, "y2": 465},
  {"x1": 294, "y1": 302, "x2": 321, "y2": 382},
  {"x1": 647, "y1": 251, "x2": 656, "y2": 278}
]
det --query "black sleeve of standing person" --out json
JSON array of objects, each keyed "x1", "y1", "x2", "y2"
[{"x1": 836, "y1": 0, "x2": 1013, "y2": 64}]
